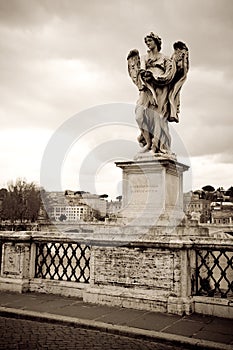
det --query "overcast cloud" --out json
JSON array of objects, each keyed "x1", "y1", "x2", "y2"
[{"x1": 0, "y1": 0, "x2": 232, "y2": 196}]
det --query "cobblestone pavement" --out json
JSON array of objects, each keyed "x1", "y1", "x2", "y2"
[{"x1": 0, "y1": 316, "x2": 190, "y2": 350}]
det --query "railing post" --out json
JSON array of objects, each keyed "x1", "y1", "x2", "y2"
[
  {"x1": 89, "y1": 246, "x2": 95, "y2": 286},
  {"x1": 0, "y1": 233, "x2": 32, "y2": 292},
  {"x1": 167, "y1": 244, "x2": 194, "y2": 315},
  {"x1": 180, "y1": 247, "x2": 192, "y2": 297},
  {"x1": 29, "y1": 242, "x2": 37, "y2": 279}
]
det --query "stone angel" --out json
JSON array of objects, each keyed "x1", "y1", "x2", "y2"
[{"x1": 127, "y1": 32, "x2": 189, "y2": 155}]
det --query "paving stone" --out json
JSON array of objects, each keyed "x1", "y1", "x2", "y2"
[
  {"x1": 162, "y1": 319, "x2": 204, "y2": 337},
  {"x1": 0, "y1": 316, "x2": 188, "y2": 350},
  {"x1": 193, "y1": 329, "x2": 233, "y2": 344},
  {"x1": 94, "y1": 307, "x2": 148, "y2": 325},
  {"x1": 126, "y1": 311, "x2": 180, "y2": 331},
  {"x1": 206, "y1": 318, "x2": 233, "y2": 334},
  {"x1": 183, "y1": 313, "x2": 214, "y2": 324},
  {"x1": 51, "y1": 304, "x2": 120, "y2": 319}
]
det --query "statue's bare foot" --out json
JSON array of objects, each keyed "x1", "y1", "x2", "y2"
[
  {"x1": 140, "y1": 144, "x2": 151, "y2": 153},
  {"x1": 151, "y1": 145, "x2": 158, "y2": 153},
  {"x1": 138, "y1": 142, "x2": 145, "y2": 148},
  {"x1": 137, "y1": 135, "x2": 146, "y2": 148}
]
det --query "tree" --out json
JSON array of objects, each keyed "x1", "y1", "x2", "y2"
[
  {"x1": 59, "y1": 214, "x2": 67, "y2": 222},
  {"x1": 0, "y1": 188, "x2": 7, "y2": 198},
  {"x1": 226, "y1": 186, "x2": 233, "y2": 201},
  {"x1": 202, "y1": 185, "x2": 216, "y2": 201},
  {"x1": 202, "y1": 185, "x2": 215, "y2": 192},
  {"x1": 74, "y1": 191, "x2": 86, "y2": 195},
  {"x1": 99, "y1": 194, "x2": 108, "y2": 199},
  {"x1": 1, "y1": 178, "x2": 42, "y2": 223},
  {"x1": 39, "y1": 189, "x2": 52, "y2": 221},
  {"x1": 193, "y1": 190, "x2": 205, "y2": 199},
  {"x1": 92, "y1": 209, "x2": 105, "y2": 221},
  {"x1": 0, "y1": 188, "x2": 8, "y2": 221}
]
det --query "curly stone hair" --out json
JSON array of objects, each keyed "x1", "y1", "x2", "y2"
[{"x1": 144, "y1": 32, "x2": 162, "y2": 52}]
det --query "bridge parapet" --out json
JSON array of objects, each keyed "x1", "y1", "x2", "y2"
[{"x1": 0, "y1": 228, "x2": 232, "y2": 317}]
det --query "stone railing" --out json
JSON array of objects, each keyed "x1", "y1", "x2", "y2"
[{"x1": 0, "y1": 227, "x2": 232, "y2": 318}]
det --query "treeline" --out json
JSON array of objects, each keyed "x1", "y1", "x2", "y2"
[
  {"x1": 194, "y1": 185, "x2": 233, "y2": 202},
  {"x1": 0, "y1": 178, "x2": 46, "y2": 223}
]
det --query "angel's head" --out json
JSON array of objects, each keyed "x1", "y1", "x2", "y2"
[{"x1": 144, "y1": 32, "x2": 162, "y2": 52}]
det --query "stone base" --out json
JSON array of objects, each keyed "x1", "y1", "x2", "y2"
[
  {"x1": 193, "y1": 296, "x2": 233, "y2": 319},
  {"x1": 0, "y1": 277, "x2": 29, "y2": 293},
  {"x1": 83, "y1": 286, "x2": 168, "y2": 313},
  {"x1": 116, "y1": 156, "x2": 189, "y2": 227},
  {"x1": 83, "y1": 286, "x2": 194, "y2": 315},
  {"x1": 167, "y1": 296, "x2": 194, "y2": 315},
  {"x1": 29, "y1": 279, "x2": 86, "y2": 298}
]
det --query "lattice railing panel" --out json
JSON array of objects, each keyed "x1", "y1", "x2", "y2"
[
  {"x1": 0, "y1": 241, "x2": 2, "y2": 272},
  {"x1": 194, "y1": 249, "x2": 233, "y2": 298},
  {"x1": 35, "y1": 242, "x2": 91, "y2": 283}
]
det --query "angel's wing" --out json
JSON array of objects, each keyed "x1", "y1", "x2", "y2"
[
  {"x1": 172, "y1": 41, "x2": 189, "y2": 79},
  {"x1": 168, "y1": 41, "x2": 189, "y2": 122},
  {"x1": 127, "y1": 49, "x2": 143, "y2": 89}
]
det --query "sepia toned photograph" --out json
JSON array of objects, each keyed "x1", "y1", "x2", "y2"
[{"x1": 0, "y1": 1, "x2": 232, "y2": 349}]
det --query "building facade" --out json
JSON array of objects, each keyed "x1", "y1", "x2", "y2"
[
  {"x1": 46, "y1": 190, "x2": 107, "y2": 222},
  {"x1": 184, "y1": 191, "x2": 211, "y2": 223},
  {"x1": 211, "y1": 202, "x2": 233, "y2": 225},
  {"x1": 50, "y1": 204, "x2": 91, "y2": 222}
]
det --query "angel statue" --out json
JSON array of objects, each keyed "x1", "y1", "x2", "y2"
[{"x1": 127, "y1": 32, "x2": 189, "y2": 155}]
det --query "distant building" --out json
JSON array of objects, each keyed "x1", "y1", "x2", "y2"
[
  {"x1": 211, "y1": 202, "x2": 233, "y2": 225},
  {"x1": 50, "y1": 204, "x2": 91, "y2": 222},
  {"x1": 183, "y1": 191, "x2": 192, "y2": 212},
  {"x1": 107, "y1": 200, "x2": 122, "y2": 216},
  {"x1": 46, "y1": 191, "x2": 66, "y2": 203},
  {"x1": 46, "y1": 190, "x2": 107, "y2": 222},
  {"x1": 183, "y1": 187, "x2": 233, "y2": 225},
  {"x1": 184, "y1": 191, "x2": 211, "y2": 223},
  {"x1": 81, "y1": 193, "x2": 107, "y2": 217}
]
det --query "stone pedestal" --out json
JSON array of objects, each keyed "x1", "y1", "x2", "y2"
[
  {"x1": 0, "y1": 237, "x2": 31, "y2": 292},
  {"x1": 116, "y1": 154, "x2": 189, "y2": 226}
]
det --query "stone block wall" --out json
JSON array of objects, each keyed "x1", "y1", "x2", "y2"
[
  {"x1": 92, "y1": 246, "x2": 179, "y2": 292},
  {"x1": 83, "y1": 242, "x2": 192, "y2": 314}
]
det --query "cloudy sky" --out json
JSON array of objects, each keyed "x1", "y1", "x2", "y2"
[{"x1": 0, "y1": 0, "x2": 232, "y2": 198}]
